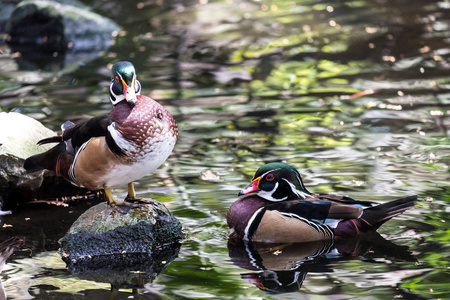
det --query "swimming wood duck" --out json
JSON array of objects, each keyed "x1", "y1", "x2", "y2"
[
  {"x1": 227, "y1": 163, "x2": 417, "y2": 243},
  {"x1": 24, "y1": 61, "x2": 178, "y2": 212}
]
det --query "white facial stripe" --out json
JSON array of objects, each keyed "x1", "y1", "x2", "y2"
[
  {"x1": 294, "y1": 171, "x2": 308, "y2": 191},
  {"x1": 109, "y1": 76, "x2": 141, "y2": 106},
  {"x1": 135, "y1": 79, "x2": 141, "y2": 94},
  {"x1": 282, "y1": 178, "x2": 309, "y2": 199},
  {"x1": 258, "y1": 181, "x2": 288, "y2": 202},
  {"x1": 257, "y1": 167, "x2": 310, "y2": 201},
  {"x1": 256, "y1": 168, "x2": 282, "y2": 201},
  {"x1": 261, "y1": 271, "x2": 283, "y2": 286},
  {"x1": 259, "y1": 168, "x2": 281, "y2": 179},
  {"x1": 109, "y1": 83, "x2": 125, "y2": 105}
]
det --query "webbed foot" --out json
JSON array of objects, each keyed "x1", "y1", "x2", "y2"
[
  {"x1": 109, "y1": 201, "x2": 143, "y2": 214},
  {"x1": 104, "y1": 187, "x2": 142, "y2": 214},
  {"x1": 124, "y1": 182, "x2": 156, "y2": 205}
]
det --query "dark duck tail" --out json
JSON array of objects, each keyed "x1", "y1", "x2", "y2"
[
  {"x1": 334, "y1": 195, "x2": 417, "y2": 238},
  {"x1": 24, "y1": 139, "x2": 73, "y2": 180}
]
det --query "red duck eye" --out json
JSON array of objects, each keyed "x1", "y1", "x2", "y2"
[
  {"x1": 115, "y1": 76, "x2": 120, "y2": 83},
  {"x1": 266, "y1": 174, "x2": 274, "y2": 181}
]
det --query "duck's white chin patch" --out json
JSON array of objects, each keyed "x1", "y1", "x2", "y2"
[
  {"x1": 257, "y1": 182, "x2": 287, "y2": 202},
  {"x1": 257, "y1": 180, "x2": 309, "y2": 201}
]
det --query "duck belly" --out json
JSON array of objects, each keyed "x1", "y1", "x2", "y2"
[
  {"x1": 72, "y1": 134, "x2": 176, "y2": 190},
  {"x1": 103, "y1": 133, "x2": 176, "y2": 188}
]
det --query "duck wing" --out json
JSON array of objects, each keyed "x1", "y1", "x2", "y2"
[
  {"x1": 61, "y1": 115, "x2": 112, "y2": 147},
  {"x1": 24, "y1": 114, "x2": 118, "y2": 175},
  {"x1": 270, "y1": 195, "x2": 367, "y2": 222}
]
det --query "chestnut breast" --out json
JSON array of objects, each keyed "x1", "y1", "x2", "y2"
[{"x1": 111, "y1": 95, "x2": 178, "y2": 158}]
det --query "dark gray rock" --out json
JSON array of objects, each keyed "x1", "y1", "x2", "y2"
[
  {"x1": 4, "y1": 0, "x2": 119, "y2": 71},
  {"x1": 59, "y1": 201, "x2": 184, "y2": 261},
  {"x1": 59, "y1": 200, "x2": 184, "y2": 287},
  {"x1": 0, "y1": 0, "x2": 87, "y2": 34},
  {"x1": 7, "y1": 0, "x2": 119, "y2": 51}
]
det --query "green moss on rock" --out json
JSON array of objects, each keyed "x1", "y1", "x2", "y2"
[{"x1": 59, "y1": 200, "x2": 184, "y2": 260}]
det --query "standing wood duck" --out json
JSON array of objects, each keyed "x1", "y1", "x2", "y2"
[
  {"x1": 227, "y1": 163, "x2": 417, "y2": 243},
  {"x1": 24, "y1": 61, "x2": 178, "y2": 211}
]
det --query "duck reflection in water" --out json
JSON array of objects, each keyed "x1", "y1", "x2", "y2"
[{"x1": 227, "y1": 233, "x2": 416, "y2": 294}]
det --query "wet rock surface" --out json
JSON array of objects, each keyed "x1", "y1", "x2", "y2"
[{"x1": 59, "y1": 201, "x2": 184, "y2": 261}]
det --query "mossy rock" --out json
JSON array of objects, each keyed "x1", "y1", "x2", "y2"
[{"x1": 59, "y1": 201, "x2": 184, "y2": 260}]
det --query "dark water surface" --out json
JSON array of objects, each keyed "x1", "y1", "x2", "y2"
[{"x1": 1, "y1": 0, "x2": 450, "y2": 299}]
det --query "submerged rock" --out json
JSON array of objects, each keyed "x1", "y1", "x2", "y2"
[
  {"x1": 4, "y1": 0, "x2": 119, "y2": 71},
  {"x1": 59, "y1": 201, "x2": 184, "y2": 261},
  {"x1": 7, "y1": 0, "x2": 119, "y2": 51}
]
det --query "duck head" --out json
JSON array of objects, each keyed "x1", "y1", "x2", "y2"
[
  {"x1": 239, "y1": 162, "x2": 311, "y2": 201},
  {"x1": 109, "y1": 61, "x2": 142, "y2": 106}
]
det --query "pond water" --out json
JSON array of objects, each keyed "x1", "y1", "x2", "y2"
[{"x1": 1, "y1": 0, "x2": 450, "y2": 299}]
